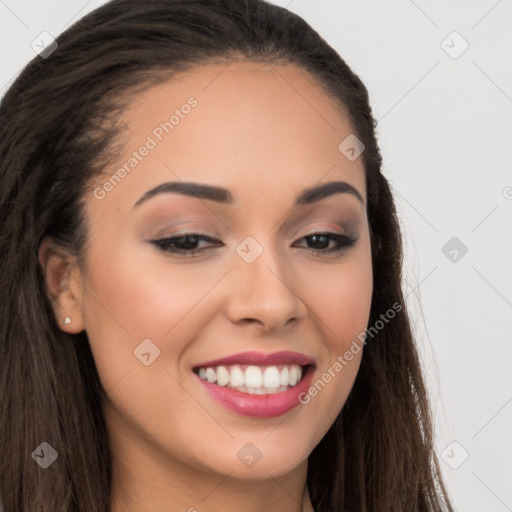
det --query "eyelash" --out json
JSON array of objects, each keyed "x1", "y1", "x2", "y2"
[{"x1": 150, "y1": 231, "x2": 357, "y2": 257}]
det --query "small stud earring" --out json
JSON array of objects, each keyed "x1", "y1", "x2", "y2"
[{"x1": 63, "y1": 316, "x2": 72, "y2": 326}]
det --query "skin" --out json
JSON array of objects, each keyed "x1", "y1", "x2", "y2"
[{"x1": 39, "y1": 61, "x2": 373, "y2": 512}]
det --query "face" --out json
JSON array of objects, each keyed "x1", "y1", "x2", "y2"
[{"x1": 52, "y1": 61, "x2": 372, "y2": 488}]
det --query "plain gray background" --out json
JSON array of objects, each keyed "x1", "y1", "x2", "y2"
[{"x1": 1, "y1": 1, "x2": 511, "y2": 510}]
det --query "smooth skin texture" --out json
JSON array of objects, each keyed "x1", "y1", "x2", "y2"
[{"x1": 39, "y1": 61, "x2": 373, "y2": 512}]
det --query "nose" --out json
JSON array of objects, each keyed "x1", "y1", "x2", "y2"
[{"x1": 225, "y1": 243, "x2": 306, "y2": 333}]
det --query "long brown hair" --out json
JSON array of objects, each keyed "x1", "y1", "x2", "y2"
[{"x1": 0, "y1": 1, "x2": 453, "y2": 510}]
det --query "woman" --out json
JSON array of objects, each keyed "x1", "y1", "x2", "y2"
[{"x1": 0, "y1": 0, "x2": 454, "y2": 510}]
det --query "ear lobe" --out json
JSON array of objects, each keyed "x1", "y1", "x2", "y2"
[{"x1": 38, "y1": 236, "x2": 85, "y2": 333}]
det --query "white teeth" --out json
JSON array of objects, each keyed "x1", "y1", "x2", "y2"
[
  {"x1": 279, "y1": 366, "x2": 289, "y2": 387},
  {"x1": 263, "y1": 366, "x2": 281, "y2": 388},
  {"x1": 244, "y1": 366, "x2": 263, "y2": 388},
  {"x1": 206, "y1": 367, "x2": 216, "y2": 383},
  {"x1": 289, "y1": 365, "x2": 299, "y2": 386},
  {"x1": 196, "y1": 363, "x2": 305, "y2": 393},
  {"x1": 231, "y1": 385, "x2": 289, "y2": 394},
  {"x1": 230, "y1": 366, "x2": 245, "y2": 387},
  {"x1": 216, "y1": 365, "x2": 230, "y2": 386}
]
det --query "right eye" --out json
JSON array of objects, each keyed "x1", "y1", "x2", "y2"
[{"x1": 150, "y1": 233, "x2": 224, "y2": 257}]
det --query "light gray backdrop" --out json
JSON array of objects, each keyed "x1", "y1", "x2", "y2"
[{"x1": 1, "y1": 1, "x2": 511, "y2": 510}]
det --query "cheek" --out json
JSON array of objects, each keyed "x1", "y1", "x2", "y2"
[
  {"x1": 324, "y1": 269, "x2": 372, "y2": 351},
  {"x1": 80, "y1": 244, "x2": 224, "y2": 379},
  {"x1": 301, "y1": 241, "x2": 373, "y2": 350},
  {"x1": 295, "y1": 241, "x2": 372, "y2": 417}
]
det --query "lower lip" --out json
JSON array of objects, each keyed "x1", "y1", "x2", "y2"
[{"x1": 195, "y1": 366, "x2": 314, "y2": 418}]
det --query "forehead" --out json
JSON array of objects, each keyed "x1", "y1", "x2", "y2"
[{"x1": 89, "y1": 60, "x2": 366, "y2": 214}]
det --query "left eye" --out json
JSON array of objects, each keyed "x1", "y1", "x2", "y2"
[
  {"x1": 293, "y1": 232, "x2": 357, "y2": 253},
  {"x1": 150, "y1": 231, "x2": 357, "y2": 257}
]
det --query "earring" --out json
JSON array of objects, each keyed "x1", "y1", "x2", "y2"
[{"x1": 63, "y1": 316, "x2": 72, "y2": 326}]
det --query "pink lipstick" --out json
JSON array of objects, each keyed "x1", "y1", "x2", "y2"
[{"x1": 193, "y1": 351, "x2": 315, "y2": 418}]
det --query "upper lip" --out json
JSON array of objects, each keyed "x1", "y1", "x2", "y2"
[{"x1": 193, "y1": 350, "x2": 315, "y2": 368}]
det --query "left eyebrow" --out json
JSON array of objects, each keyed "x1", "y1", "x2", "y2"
[{"x1": 133, "y1": 180, "x2": 365, "y2": 208}]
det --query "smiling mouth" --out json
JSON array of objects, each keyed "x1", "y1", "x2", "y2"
[{"x1": 193, "y1": 363, "x2": 312, "y2": 395}]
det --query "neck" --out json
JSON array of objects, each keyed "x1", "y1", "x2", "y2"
[{"x1": 109, "y1": 451, "x2": 315, "y2": 512}]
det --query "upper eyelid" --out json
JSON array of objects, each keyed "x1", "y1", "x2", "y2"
[
  {"x1": 153, "y1": 228, "x2": 350, "y2": 240},
  {"x1": 151, "y1": 230, "x2": 355, "y2": 249},
  {"x1": 152, "y1": 220, "x2": 353, "y2": 238}
]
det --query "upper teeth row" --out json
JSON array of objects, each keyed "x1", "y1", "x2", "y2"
[{"x1": 197, "y1": 364, "x2": 303, "y2": 389}]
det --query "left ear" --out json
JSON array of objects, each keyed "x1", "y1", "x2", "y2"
[{"x1": 38, "y1": 236, "x2": 86, "y2": 334}]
